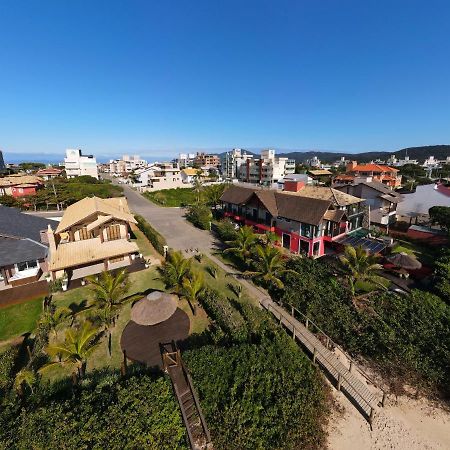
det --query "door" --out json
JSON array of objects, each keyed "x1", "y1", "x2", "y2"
[{"x1": 282, "y1": 233, "x2": 291, "y2": 250}]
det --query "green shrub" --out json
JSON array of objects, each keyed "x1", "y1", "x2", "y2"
[
  {"x1": 198, "y1": 288, "x2": 248, "y2": 341},
  {"x1": 214, "y1": 219, "x2": 238, "y2": 241},
  {"x1": 0, "y1": 371, "x2": 188, "y2": 449},
  {"x1": 135, "y1": 214, "x2": 167, "y2": 255},
  {"x1": 0, "y1": 346, "x2": 20, "y2": 395},
  {"x1": 186, "y1": 205, "x2": 212, "y2": 230},
  {"x1": 184, "y1": 330, "x2": 327, "y2": 449}
]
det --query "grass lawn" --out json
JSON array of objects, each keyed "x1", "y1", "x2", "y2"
[
  {"x1": 355, "y1": 277, "x2": 390, "y2": 294},
  {"x1": 144, "y1": 187, "x2": 196, "y2": 207},
  {"x1": 0, "y1": 297, "x2": 43, "y2": 342},
  {"x1": 130, "y1": 224, "x2": 160, "y2": 259}
]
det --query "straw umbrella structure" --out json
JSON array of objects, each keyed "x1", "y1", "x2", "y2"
[
  {"x1": 131, "y1": 291, "x2": 178, "y2": 326},
  {"x1": 387, "y1": 252, "x2": 422, "y2": 270}
]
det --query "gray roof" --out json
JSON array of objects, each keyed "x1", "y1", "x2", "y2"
[
  {"x1": 359, "y1": 181, "x2": 401, "y2": 198},
  {"x1": 0, "y1": 237, "x2": 48, "y2": 266},
  {"x1": 0, "y1": 205, "x2": 56, "y2": 242}
]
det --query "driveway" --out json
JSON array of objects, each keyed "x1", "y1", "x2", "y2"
[{"x1": 121, "y1": 184, "x2": 215, "y2": 251}]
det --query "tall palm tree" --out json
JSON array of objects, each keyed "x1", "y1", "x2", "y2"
[
  {"x1": 41, "y1": 321, "x2": 100, "y2": 380},
  {"x1": 203, "y1": 184, "x2": 226, "y2": 211},
  {"x1": 192, "y1": 177, "x2": 203, "y2": 205},
  {"x1": 223, "y1": 225, "x2": 257, "y2": 264},
  {"x1": 243, "y1": 245, "x2": 295, "y2": 288},
  {"x1": 157, "y1": 251, "x2": 192, "y2": 294},
  {"x1": 182, "y1": 270, "x2": 205, "y2": 315},
  {"x1": 14, "y1": 368, "x2": 36, "y2": 396},
  {"x1": 339, "y1": 245, "x2": 385, "y2": 296},
  {"x1": 86, "y1": 269, "x2": 138, "y2": 356},
  {"x1": 39, "y1": 304, "x2": 71, "y2": 337}
]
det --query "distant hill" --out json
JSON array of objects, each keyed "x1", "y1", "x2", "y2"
[{"x1": 276, "y1": 145, "x2": 450, "y2": 164}]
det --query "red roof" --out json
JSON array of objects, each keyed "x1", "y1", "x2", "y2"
[
  {"x1": 36, "y1": 168, "x2": 63, "y2": 175},
  {"x1": 352, "y1": 164, "x2": 398, "y2": 173}
]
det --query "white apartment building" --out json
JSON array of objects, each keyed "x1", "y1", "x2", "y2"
[
  {"x1": 222, "y1": 148, "x2": 253, "y2": 180},
  {"x1": 387, "y1": 155, "x2": 418, "y2": 167},
  {"x1": 137, "y1": 163, "x2": 184, "y2": 191},
  {"x1": 64, "y1": 149, "x2": 99, "y2": 179},
  {"x1": 238, "y1": 149, "x2": 295, "y2": 185},
  {"x1": 177, "y1": 153, "x2": 196, "y2": 167},
  {"x1": 109, "y1": 155, "x2": 147, "y2": 174}
]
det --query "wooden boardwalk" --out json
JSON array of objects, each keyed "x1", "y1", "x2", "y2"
[
  {"x1": 259, "y1": 297, "x2": 383, "y2": 422},
  {"x1": 161, "y1": 342, "x2": 213, "y2": 450}
]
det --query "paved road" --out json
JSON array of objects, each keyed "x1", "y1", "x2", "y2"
[{"x1": 121, "y1": 184, "x2": 215, "y2": 251}]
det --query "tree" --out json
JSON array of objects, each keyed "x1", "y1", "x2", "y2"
[
  {"x1": 158, "y1": 251, "x2": 192, "y2": 295},
  {"x1": 14, "y1": 369, "x2": 36, "y2": 396},
  {"x1": 41, "y1": 321, "x2": 100, "y2": 380},
  {"x1": 339, "y1": 245, "x2": 385, "y2": 297},
  {"x1": 261, "y1": 231, "x2": 279, "y2": 245},
  {"x1": 434, "y1": 255, "x2": 450, "y2": 304},
  {"x1": 39, "y1": 303, "x2": 71, "y2": 337},
  {"x1": 223, "y1": 226, "x2": 257, "y2": 265},
  {"x1": 86, "y1": 269, "x2": 137, "y2": 356},
  {"x1": 182, "y1": 270, "x2": 205, "y2": 315},
  {"x1": 191, "y1": 177, "x2": 203, "y2": 205},
  {"x1": 203, "y1": 184, "x2": 226, "y2": 211},
  {"x1": 244, "y1": 245, "x2": 295, "y2": 289},
  {"x1": 186, "y1": 204, "x2": 212, "y2": 230},
  {"x1": 429, "y1": 206, "x2": 450, "y2": 233}
]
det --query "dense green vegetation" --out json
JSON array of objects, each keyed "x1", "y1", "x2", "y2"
[
  {"x1": 144, "y1": 187, "x2": 196, "y2": 207},
  {"x1": 276, "y1": 257, "x2": 450, "y2": 393},
  {"x1": 0, "y1": 369, "x2": 188, "y2": 449},
  {"x1": 3, "y1": 175, "x2": 123, "y2": 210},
  {"x1": 429, "y1": 206, "x2": 450, "y2": 233},
  {"x1": 186, "y1": 204, "x2": 212, "y2": 229},
  {"x1": 135, "y1": 214, "x2": 167, "y2": 254},
  {"x1": 184, "y1": 288, "x2": 329, "y2": 450}
]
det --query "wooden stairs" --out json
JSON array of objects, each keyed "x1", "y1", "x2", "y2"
[{"x1": 161, "y1": 342, "x2": 213, "y2": 450}]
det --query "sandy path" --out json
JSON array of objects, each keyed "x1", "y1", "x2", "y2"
[{"x1": 327, "y1": 390, "x2": 450, "y2": 449}]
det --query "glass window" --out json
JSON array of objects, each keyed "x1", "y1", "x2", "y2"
[
  {"x1": 16, "y1": 260, "x2": 38, "y2": 272},
  {"x1": 300, "y1": 223, "x2": 312, "y2": 238}
]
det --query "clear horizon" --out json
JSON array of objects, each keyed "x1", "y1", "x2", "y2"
[{"x1": 1, "y1": 1, "x2": 450, "y2": 155}]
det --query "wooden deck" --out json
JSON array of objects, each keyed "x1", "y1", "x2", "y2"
[
  {"x1": 161, "y1": 342, "x2": 213, "y2": 450},
  {"x1": 260, "y1": 297, "x2": 384, "y2": 422}
]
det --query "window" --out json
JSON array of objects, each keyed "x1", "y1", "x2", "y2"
[
  {"x1": 300, "y1": 223, "x2": 312, "y2": 238},
  {"x1": 16, "y1": 260, "x2": 38, "y2": 272},
  {"x1": 79, "y1": 227, "x2": 91, "y2": 240},
  {"x1": 106, "y1": 224, "x2": 121, "y2": 241}
]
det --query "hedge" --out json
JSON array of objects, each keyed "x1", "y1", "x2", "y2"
[
  {"x1": 134, "y1": 214, "x2": 167, "y2": 255},
  {"x1": 0, "y1": 346, "x2": 20, "y2": 396}
]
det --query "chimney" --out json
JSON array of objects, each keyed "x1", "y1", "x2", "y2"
[
  {"x1": 346, "y1": 161, "x2": 357, "y2": 172},
  {"x1": 47, "y1": 224, "x2": 56, "y2": 253},
  {"x1": 284, "y1": 181, "x2": 305, "y2": 192}
]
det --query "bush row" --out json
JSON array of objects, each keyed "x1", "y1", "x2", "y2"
[
  {"x1": 0, "y1": 346, "x2": 20, "y2": 395},
  {"x1": 134, "y1": 214, "x2": 167, "y2": 255}
]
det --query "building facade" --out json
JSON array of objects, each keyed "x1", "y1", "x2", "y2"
[
  {"x1": 220, "y1": 184, "x2": 365, "y2": 258},
  {"x1": 64, "y1": 148, "x2": 99, "y2": 179},
  {"x1": 0, "y1": 175, "x2": 43, "y2": 197},
  {"x1": 194, "y1": 152, "x2": 220, "y2": 168},
  {"x1": 222, "y1": 148, "x2": 253, "y2": 180},
  {"x1": 238, "y1": 149, "x2": 295, "y2": 185},
  {"x1": 47, "y1": 196, "x2": 139, "y2": 282},
  {"x1": 333, "y1": 161, "x2": 401, "y2": 188}
]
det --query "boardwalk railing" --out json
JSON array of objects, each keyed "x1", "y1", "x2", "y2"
[
  {"x1": 161, "y1": 342, "x2": 212, "y2": 450},
  {"x1": 260, "y1": 297, "x2": 386, "y2": 424}
]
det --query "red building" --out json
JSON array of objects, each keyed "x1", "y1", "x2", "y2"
[
  {"x1": 334, "y1": 161, "x2": 402, "y2": 188},
  {"x1": 0, "y1": 175, "x2": 43, "y2": 197},
  {"x1": 220, "y1": 184, "x2": 365, "y2": 257},
  {"x1": 36, "y1": 167, "x2": 63, "y2": 180}
]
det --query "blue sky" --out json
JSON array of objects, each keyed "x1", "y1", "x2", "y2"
[{"x1": 1, "y1": 0, "x2": 449, "y2": 158}]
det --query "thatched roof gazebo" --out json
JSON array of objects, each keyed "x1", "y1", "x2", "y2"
[
  {"x1": 120, "y1": 291, "x2": 190, "y2": 369},
  {"x1": 131, "y1": 291, "x2": 178, "y2": 326},
  {"x1": 387, "y1": 252, "x2": 422, "y2": 270}
]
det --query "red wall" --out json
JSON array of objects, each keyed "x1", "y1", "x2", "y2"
[{"x1": 11, "y1": 186, "x2": 38, "y2": 197}]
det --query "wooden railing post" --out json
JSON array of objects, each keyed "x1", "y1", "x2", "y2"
[
  {"x1": 369, "y1": 407, "x2": 374, "y2": 427},
  {"x1": 337, "y1": 373, "x2": 342, "y2": 391},
  {"x1": 121, "y1": 350, "x2": 128, "y2": 376},
  {"x1": 381, "y1": 391, "x2": 387, "y2": 407},
  {"x1": 349, "y1": 360, "x2": 353, "y2": 373},
  {"x1": 305, "y1": 318, "x2": 309, "y2": 329},
  {"x1": 313, "y1": 347, "x2": 317, "y2": 363},
  {"x1": 291, "y1": 305, "x2": 294, "y2": 317},
  {"x1": 292, "y1": 327, "x2": 296, "y2": 340}
]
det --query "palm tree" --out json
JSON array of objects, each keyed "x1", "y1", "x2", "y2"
[
  {"x1": 223, "y1": 226, "x2": 257, "y2": 264},
  {"x1": 41, "y1": 321, "x2": 100, "y2": 381},
  {"x1": 39, "y1": 304, "x2": 71, "y2": 337},
  {"x1": 203, "y1": 184, "x2": 226, "y2": 211},
  {"x1": 157, "y1": 251, "x2": 192, "y2": 294},
  {"x1": 14, "y1": 368, "x2": 36, "y2": 396},
  {"x1": 182, "y1": 270, "x2": 205, "y2": 315},
  {"x1": 243, "y1": 245, "x2": 295, "y2": 288},
  {"x1": 192, "y1": 177, "x2": 203, "y2": 205},
  {"x1": 339, "y1": 245, "x2": 385, "y2": 296},
  {"x1": 262, "y1": 231, "x2": 279, "y2": 245},
  {"x1": 86, "y1": 269, "x2": 138, "y2": 356}
]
